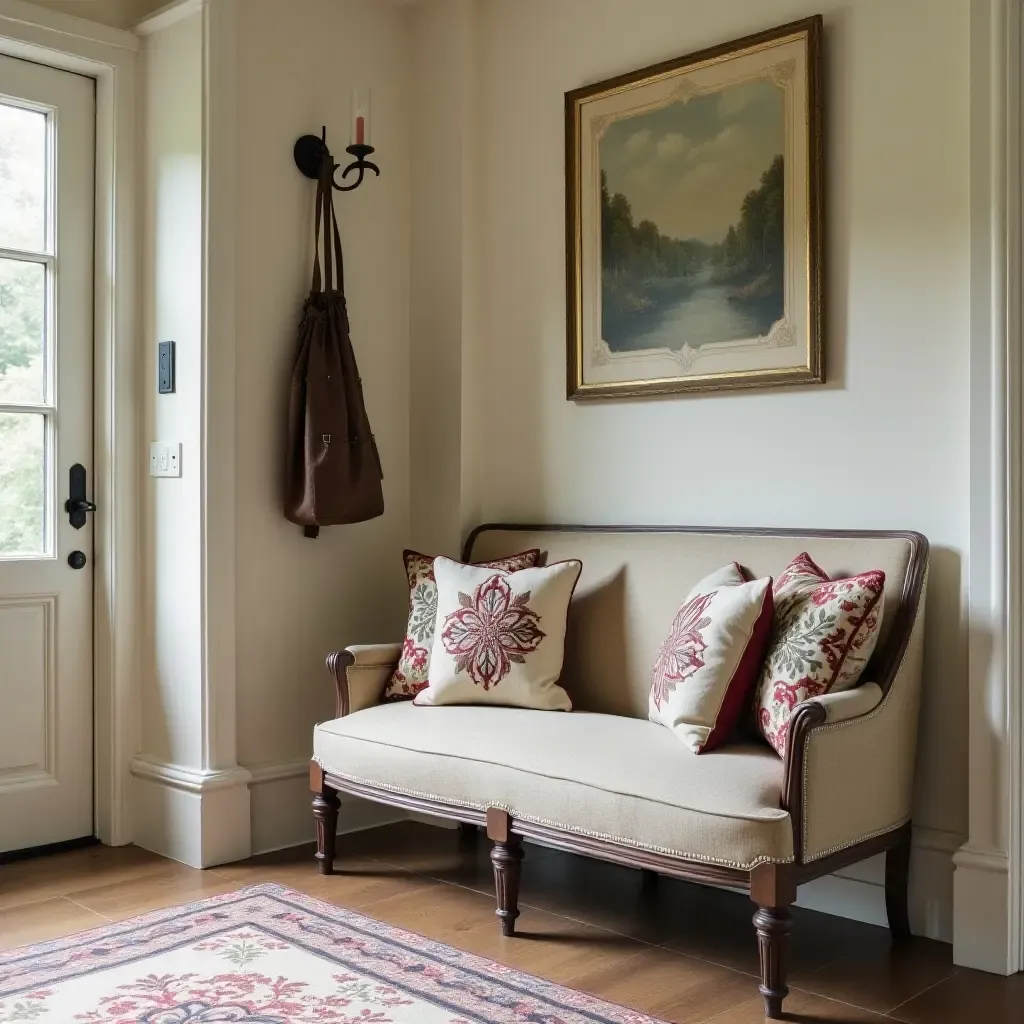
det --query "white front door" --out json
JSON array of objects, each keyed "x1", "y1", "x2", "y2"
[{"x1": 0, "y1": 54, "x2": 95, "y2": 853}]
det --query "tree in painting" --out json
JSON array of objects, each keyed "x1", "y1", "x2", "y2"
[{"x1": 599, "y1": 78, "x2": 786, "y2": 353}]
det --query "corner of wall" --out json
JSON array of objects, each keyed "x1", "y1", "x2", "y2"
[{"x1": 130, "y1": 756, "x2": 251, "y2": 867}]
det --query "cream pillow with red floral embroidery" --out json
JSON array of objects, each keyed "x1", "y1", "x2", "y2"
[
  {"x1": 755, "y1": 553, "x2": 885, "y2": 756},
  {"x1": 384, "y1": 548, "x2": 540, "y2": 701},
  {"x1": 413, "y1": 557, "x2": 582, "y2": 710},
  {"x1": 648, "y1": 564, "x2": 774, "y2": 754}
]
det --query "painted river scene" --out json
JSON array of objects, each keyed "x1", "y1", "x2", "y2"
[{"x1": 599, "y1": 77, "x2": 785, "y2": 354}]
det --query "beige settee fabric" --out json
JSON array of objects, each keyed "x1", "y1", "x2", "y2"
[
  {"x1": 468, "y1": 529, "x2": 916, "y2": 721},
  {"x1": 314, "y1": 702, "x2": 793, "y2": 868},
  {"x1": 318, "y1": 527, "x2": 925, "y2": 870},
  {"x1": 800, "y1": 578, "x2": 927, "y2": 861}
]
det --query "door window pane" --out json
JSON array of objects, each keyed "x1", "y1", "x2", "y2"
[
  {"x1": 0, "y1": 412, "x2": 45, "y2": 555},
  {"x1": 0, "y1": 259, "x2": 44, "y2": 403},
  {"x1": 0, "y1": 103, "x2": 46, "y2": 253}
]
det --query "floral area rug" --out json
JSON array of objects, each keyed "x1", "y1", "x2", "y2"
[{"x1": 0, "y1": 883, "x2": 665, "y2": 1023}]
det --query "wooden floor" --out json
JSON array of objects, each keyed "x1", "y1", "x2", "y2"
[{"x1": 1, "y1": 821, "x2": 1021, "y2": 1022}]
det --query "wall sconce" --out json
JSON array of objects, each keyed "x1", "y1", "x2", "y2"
[{"x1": 293, "y1": 91, "x2": 379, "y2": 192}]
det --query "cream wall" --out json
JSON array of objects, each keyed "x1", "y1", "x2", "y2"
[
  {"x1": 22, "y1": 0, "x2": 162, "y2": 29},
  {"x1": 124, "y1": 0, "x2": 976, "y2": 931},
  {"x1": 436, "y1": 0, "x2": 971, "y2": 932},
  {"x1": 138, "y1": 8, "x2": 204, "y2": 772},
  {"x1": 233, "y1": 0, "x2": 411, "y2": 772}
]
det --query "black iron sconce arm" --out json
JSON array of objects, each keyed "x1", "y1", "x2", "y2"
[{"x1": 293, "y1": 126, "x2": 379, "y2": 192}]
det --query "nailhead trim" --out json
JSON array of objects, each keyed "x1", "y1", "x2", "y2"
[{"x1": 311, "y1": 760, "x2": 794, "y2": 871}]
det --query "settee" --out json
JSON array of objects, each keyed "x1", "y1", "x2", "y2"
[{"x1": 310, "y1": 524, "x2": 928, "y2": 1019}]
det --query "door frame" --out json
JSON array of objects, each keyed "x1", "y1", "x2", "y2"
[{"x1": 0, "y1": 0, "x2": 139, "y2": 846}]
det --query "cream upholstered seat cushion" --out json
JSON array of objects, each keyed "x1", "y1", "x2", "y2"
[{"x1": 314, "y1": 702, "x2": 793, "y2": 868}]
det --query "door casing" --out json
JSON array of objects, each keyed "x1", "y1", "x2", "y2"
[{"x1": 0, "y1": 0, "x2": 139, "y2": 847}]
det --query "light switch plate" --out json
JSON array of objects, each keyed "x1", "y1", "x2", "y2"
[{"x1": 149, "y1": 441, "x2": 181, "y2": 477}]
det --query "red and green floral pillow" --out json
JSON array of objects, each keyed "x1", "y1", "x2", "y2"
[
  {"x1": 383, "y1": 548, "x2": 540, "y2": 701},
  {"x1": 755, "y1": 552, "x2": 885, "y2": 756}
]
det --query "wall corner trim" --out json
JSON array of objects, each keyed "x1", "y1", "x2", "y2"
[
  {"x1": 954, "y1": 842, "x2": 1014, "y2": 974},
  {"x1": 130, "y1": 755, "x2": 252, "y2": 794},
  {"x1": 0, "y1": 0, "x2": 139, "y2": 51},
  {"x1": 130, "y1": 756, "x2": 251, "y2": 868},
  {"x1": 135, "y1": 0, "x2": 204, "y2": 37}
]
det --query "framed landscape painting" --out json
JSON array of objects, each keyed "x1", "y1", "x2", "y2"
[{"x1": 565, "y1": 17, "x2": 823, "y2": 399}]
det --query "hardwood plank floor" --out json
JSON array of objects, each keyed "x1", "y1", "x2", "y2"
[{"x1": 0, "y1": 820, "x2": 1017, "y2": 1022}]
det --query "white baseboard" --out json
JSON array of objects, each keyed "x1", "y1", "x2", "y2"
[
  {"x1": 246, "y1": 759, "x2": 405, "y2": 856},
  {"x1": 130, "y1": 755, "x2": 252, "y2": 868},
  {"x1": 796, "y1": 826, "x2": 959, "y2": 942},
  {"x1": 953, "y1": 845, "x2": 1014, "y2": 973}
]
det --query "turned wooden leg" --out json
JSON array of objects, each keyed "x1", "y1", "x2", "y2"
[
  {"x1": 458, "y1": 822, "x2": 479, "y2": 845},
  {"x1": 487, "y1": 808, "x2": 524, "y2": 936},
  {"x1": 751, "y1": 864, "x2": 797, "y2": 1020},
  {"x1": 310, "y1": 761, "x2": 340, "y2": 876},
  {"x1": 886, "y1": 830, "x2": 912, "y2": 939}
]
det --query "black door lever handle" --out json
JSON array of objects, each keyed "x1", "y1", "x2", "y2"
[{"x1": 65, "y1": 464, "x2": 96, "y2": 529}]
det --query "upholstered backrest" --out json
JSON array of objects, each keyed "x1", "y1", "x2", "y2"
[{"x1": 466, "y1": 526, "x2": 926, "y2": 721}]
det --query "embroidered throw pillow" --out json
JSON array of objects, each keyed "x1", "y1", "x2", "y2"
[
  {"x1": 756, "y1": 552, "x2": 885, "y2": 756},
  {"x1": 384, "y1": 548, "x2": 541, "y2": 701},
  {"x1": 413, "y1": 557, "x2": 582, "y2": 710},
  {"x1": 648, "y1": 564, "x2": 774, "y2": 753}
]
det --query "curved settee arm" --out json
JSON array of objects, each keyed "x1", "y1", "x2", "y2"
[
  {"x1": 806, "y1": 683, "x2": 883, "y2": 723},
  {"x1": 326, "y1": 643, "x2": 402, "y2": 718},
  {"x1": 781, "y1": 578, "x2": 928, "y2": 864}
]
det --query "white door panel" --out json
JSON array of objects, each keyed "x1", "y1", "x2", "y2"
[{"x1": 0, "y1": 54, "x2": 94, "y2": 852}]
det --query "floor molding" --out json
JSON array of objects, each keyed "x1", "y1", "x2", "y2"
[
  {"x1": 246, "y1": 759, "x2": 405, "y2": 856},
  {"x1": 130, "y1": 756, "x2": 251, "y2": 868},
  {"x1": 798, "y1": 826, "x2": 960, "y2": 941},
  {"x1": 954, "y1": 843, "x2": 1014, "y2": 972}
]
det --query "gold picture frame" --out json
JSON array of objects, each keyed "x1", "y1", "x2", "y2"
[{"x1": 566, "y1": 16, "x2": 823, "y2": 400}]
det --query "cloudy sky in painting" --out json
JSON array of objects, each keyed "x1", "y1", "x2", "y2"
[{"x1": 600, "y1": 79, "x2": 784, "y2": 244}]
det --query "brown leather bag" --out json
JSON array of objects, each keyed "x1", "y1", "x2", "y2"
[{"x1": 285, "y1": 161, "x2": 384, "y2": 536}]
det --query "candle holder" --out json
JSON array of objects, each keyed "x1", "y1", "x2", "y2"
[{"x1": 293, "y1": 126, "x2": 379, "y2": 193}]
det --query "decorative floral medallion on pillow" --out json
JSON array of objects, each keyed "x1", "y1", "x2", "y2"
[
  {"x1": 648, "y1": 563, "x2": 774, "y2": 753},
  {"x1": 384, "y1": 547, "x2": 540, "y2": 700},
  {"x1": 756, "y1": 552, "x2": 885, "y2": 756},
  {"x1": 413, "y1": 556, "x2": 582, "y2": 710}
]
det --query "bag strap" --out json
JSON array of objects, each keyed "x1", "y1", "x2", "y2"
[
  {"x1": 311, "y1": 157, "x2": 346, "y2": 294},
  {"x1": 312, "y1": 167, "x2": 325, "y2": 292}
]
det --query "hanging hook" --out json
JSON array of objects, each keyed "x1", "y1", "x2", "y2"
[{"x1": 293, "y1": 126, "x2": 379, "y2": 192}]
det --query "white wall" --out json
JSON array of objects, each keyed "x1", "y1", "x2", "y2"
[
  {"x1": 232, "y1": 0, "x2": 411, "y2": 831},
  {"x1": 411, "y1": 0, "x2": 972, "y2": 936}
]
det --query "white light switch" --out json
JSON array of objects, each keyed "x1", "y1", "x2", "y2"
[{"x1": 149, "y1": 441, "x2": 182, "y2": 477}]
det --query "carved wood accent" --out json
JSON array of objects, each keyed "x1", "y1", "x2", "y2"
[
  {"x1": 885, "y1": 829, "x2": 912, "y2": 938},
  {"x1": 310, "y1": 761, "x2": 340, "y2": 876},
  {"x1": 751, "y1": 864, "x2": 796, "y2": 1020},
  {"x1": 753, "y1": 906, "x2": 792, "y2": 1019},
  {"x1": 322, "y1": 771, "x2": 750, "y2": 888},
  {"x1": 781, "y1": 701, "x2": 827, "y2": 860},
  {"x1": 487, "y1": 808, "x2": 524, "y2": 936},
  {"x1": 326, "y1": 649, "x2": 355, "y2": 718}
]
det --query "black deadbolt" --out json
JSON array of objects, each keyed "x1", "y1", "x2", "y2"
[{"x1": 68, "y1": 550, "x2": 87, "y2": 570}]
